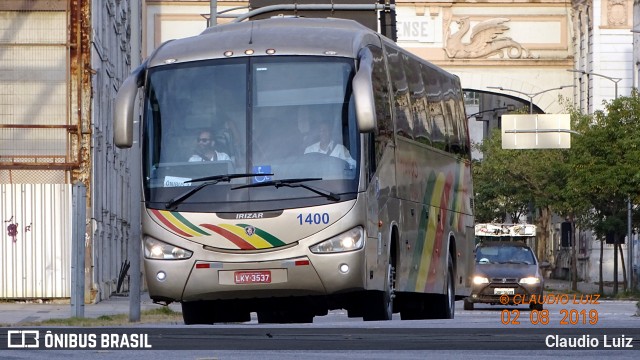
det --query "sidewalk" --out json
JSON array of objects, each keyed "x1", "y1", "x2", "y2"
[
  {"x1": 0, "y1": 292, "x2": 180, "y2": 326},
  {"x1": 544, "y1": 278, "x2": 615, "y2": 295}
]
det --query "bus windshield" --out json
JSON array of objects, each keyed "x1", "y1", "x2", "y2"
[{"x1": 142, "y1": 56, "x2": 360, "y2": 211}]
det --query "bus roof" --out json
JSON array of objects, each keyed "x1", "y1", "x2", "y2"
[
  {"x1": 146, "y1": 17, "x2": 382, "y2": 68},
  {"x1": 475, "y1": 223, "x2": 536, "y2": 237}
]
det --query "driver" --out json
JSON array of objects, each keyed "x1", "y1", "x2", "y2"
[
  {"x1": 304, "y1": 121, "x2": 356, "y2": 168},
  {"x1": 189, "y1": 129, "x2": 231, "y2": 162}
]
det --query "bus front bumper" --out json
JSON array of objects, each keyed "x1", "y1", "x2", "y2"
[{"x1": 144, "y1": 248, "x2": 367, "y2": 303}]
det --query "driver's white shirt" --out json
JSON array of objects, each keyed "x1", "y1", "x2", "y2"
[
  {"x1": 188, "y1": 151, "x2": 231, "y2": 162},
  {"x1": 304, "y1": 141, "x2": 356, "y2": 168}
]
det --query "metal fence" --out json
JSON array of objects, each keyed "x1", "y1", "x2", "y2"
[
  {"x1": 0, "y1": 3, "x2": 77, "y2": 177},
  {"x1": 0, "y1": 184, "x2": 72, "y2": 298}
]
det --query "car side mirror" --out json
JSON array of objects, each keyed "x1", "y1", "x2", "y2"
[{"x1": 539, "y1": 261, "x2": 550, "y2": 269}]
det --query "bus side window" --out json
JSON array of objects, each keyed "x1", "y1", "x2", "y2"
[
  {"x1": 454, "y1": 94, "x2": 471, "y2": 159},
  {"x1": 423, "y1": 67, "x2": 447, "y2": 151},
  {"x1": 367, "y1": 45, "x2": 392, "y2": 178},
  {"x1": 405, "y1": 56, "x2": 430, "y2": 146},
  {"x1": 385, "y1": 47, "x2": 413, "y2": 139}
]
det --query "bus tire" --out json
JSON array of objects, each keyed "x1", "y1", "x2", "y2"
[
  {"x1": 257, "y1": 310, "x2": 314, "y2": 324},
  {"x1": 363, "y1": 261, "x2": 395, "y2": 321},
  {"x1": 181, "y1": 301, "x2": 214, "y2": 325},
  {"x1": 426, "y1": 253, "x2": 455, "y2": 319}
]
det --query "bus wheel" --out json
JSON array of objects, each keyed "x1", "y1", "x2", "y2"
[
  {"x1": 181, "y1": 301, "x2": 214, "y2": 325},
  {"x1": 425, "y1": 253, "x2": 455, "y2": 319},
  {"x1": 363, "y1": 261, "x2": 395, "y2": 321},
  {"x1": 257, "y1": 310, "x2": 314, "y2": 324}
]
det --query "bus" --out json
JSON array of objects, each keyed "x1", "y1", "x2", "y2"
[{"x1": 114, "y1": 14, "x2": 475, "y2": 324}]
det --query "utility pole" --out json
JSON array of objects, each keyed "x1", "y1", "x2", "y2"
[{"x1": 210, "y1": 0, "x2": 217, "y2": 27}]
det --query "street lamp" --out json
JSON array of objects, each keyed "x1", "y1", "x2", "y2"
[
  {"x1": 486, "y1": 85, "x2": 574, "y2": 114},
  {"x1": 465, "y1": 105, "x2": 516, "y2": 121},
  {"x1": 567, "y1": 69, "x2": 621, "y2": 99},
  {"x1": 569, "y1": 69, "x2": 632, "y2": 292}
]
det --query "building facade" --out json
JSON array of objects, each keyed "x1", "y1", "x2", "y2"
[{"x1": 0, "y1": 0, "x2": 142, "y2": 302}]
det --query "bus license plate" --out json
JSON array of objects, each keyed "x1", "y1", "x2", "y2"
[
  {"x1": 494, "y1": 288, "x2": 515, "y2": 295},
  {"x1": 234, "y1": 271, "x2": 271, "y2": 284}
]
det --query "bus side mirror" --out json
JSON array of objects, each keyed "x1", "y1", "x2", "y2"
[
  {"x1": 114, "y1": 66, "x2": 144, "y2": 148},
  {"x1": 353, "y1": 49, "x2": 376, "y2": 133}
]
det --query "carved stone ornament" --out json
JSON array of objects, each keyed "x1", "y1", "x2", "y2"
[
  {"x1": 444, "y1": 16, "x2": 533, "y2": 59},
  {"x1": 607, "y1": 0, "x2": 627, "y2": 26}
]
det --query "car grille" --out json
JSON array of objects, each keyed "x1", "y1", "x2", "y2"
[{"x1": 490, "y1": 278, "x2": 518, "y2": 283}]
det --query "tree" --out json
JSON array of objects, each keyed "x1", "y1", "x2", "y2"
[
  {"x1": 568, "y1": 90, "x2": 640, "y2": 294},
  {"x1": 473, "y1": 129, "x2": 570, "y2": 263}
]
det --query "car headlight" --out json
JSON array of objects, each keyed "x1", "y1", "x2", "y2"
[
  {"x1": 309, "y1": 226, "x2": 364, "y2": 254},
  {"x1": 144, "y1": 237, "x2": 193, "y2": 260},
  {"x1": 519, "y1": 276, "x2": 541, "y2": 285},
  {"x1": 473, "y1": 276, "x2": 489, "y2": 285}
]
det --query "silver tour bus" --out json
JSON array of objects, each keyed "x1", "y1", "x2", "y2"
[{"x1": 114, "y1": 15, "x2": 474, "y2": 324}]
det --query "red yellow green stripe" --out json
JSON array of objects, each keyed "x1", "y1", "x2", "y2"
[
  {"x1": 149, "y1": 210, "x2": 287, "y2": 250},
  {"x1": 450, "y1": 163, "x2": 464, "y2": 232},
  {"x1": 161, "y1": 211, "x2": 209, "y2": 237},
  {"x1": 218, "y1": 224, "x2": 272, "y2": 249},
  {"x1": 415, "y1": 172, "x2": 445, "y2": 291},
  {"x1": 425, "y1": 172, "x2": 454, "y2": 292},
  {"x1": 200, "y1": 224, "x2": 255, "y2": 250},
  {"x1": 150, "y1": 209, "x2": 193, "y2": 237},
  {"x1": 170, "y1": 211, "x2": 210, "y2": 236},
  {"x1": 238, "y1": 224, "x2": 286, "y2": 247}
]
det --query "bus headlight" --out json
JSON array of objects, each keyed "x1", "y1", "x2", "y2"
[
  {"x1": 309, "y1": 226, "x2": 364, "y2": 254},
  {"x1": 144, "y1": 237, "x2": 193, "y2": 260}
]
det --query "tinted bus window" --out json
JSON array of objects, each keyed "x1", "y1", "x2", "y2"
[
  {"x1": 368, "y1": 45, "x2": 393, "y2": 172},
  {"x1": 404, "y1": 56, "x2": 430, "y2": 145},
  {"x1": 385, "y1": 46, "x2": 413, "y2": 139}
]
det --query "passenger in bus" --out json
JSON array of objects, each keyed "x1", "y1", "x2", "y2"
[
  {"x1": 214, "y1": 116, "x2": 243, "y2": 164},
  {"x1": 304, "y1": 122, "x2": 356, "y2": 168},
  {"x1": 188, "y1": 129, "x2": 232, "y2": 162}
]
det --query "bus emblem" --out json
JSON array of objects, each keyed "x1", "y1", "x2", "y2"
[{"x1": 245, "y1": 226, "x2": 255, "y2": 236}]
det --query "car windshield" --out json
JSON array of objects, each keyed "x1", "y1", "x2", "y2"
[{"x1": 475, "y1": 245, "x2": 536, "y2": 265}]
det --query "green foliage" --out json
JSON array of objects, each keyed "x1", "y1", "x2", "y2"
[
  {"x1": 473, "y1": 90, "x2": 640, "y2": 260},
  {"x1": 567, "y1": 89, "x2": 640, "y2": 238},
  {"x1": 473, "y1": 128, "x2": 569, "y2": 223}
]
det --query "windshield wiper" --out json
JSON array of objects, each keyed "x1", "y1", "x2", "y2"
[
  {"x1": 231, "y1": 177, "x2": 340, "y2": 201},
  {"x1": 165, "y1": 173, "x2": 273, "y2": 210}
]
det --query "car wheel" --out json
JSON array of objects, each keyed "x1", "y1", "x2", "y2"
[{"x1": 529, "y1": 302, "x2": 543, "y2": 311}]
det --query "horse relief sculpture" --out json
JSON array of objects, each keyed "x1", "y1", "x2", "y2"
[{"x1": 445, "y1": 17, "x2": 533, "y2": 59}]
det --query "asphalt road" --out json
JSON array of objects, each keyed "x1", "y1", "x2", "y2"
[{"x1": 1, "y1": 299, "x2": 638, "y2": 359}]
